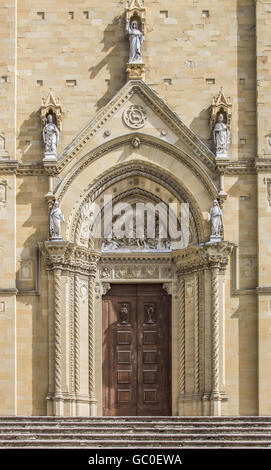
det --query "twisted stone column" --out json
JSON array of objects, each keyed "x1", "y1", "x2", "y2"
[
  {"x1": 53, "y1": 268, "x2": 62, "y2": 398},
  {"x1": 194, "y1": 273, "x2": 200, "y2": 395},
  {"x1": 88, "y1": 275, "x2": 97, "y2": 416},
  {"x1": 74, "y1": 274, "x2": 80, "y2": 395},
  {"x1": 178, "y1": 277, "x2": 185, "y2": 399},
  {"x1": 211, "y1": 264, "x2": 221, "y2": 414}
]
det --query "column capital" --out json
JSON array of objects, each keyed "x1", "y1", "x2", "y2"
[{"x1": 39, "y1": 241, "x2": 101, "y2": 276}]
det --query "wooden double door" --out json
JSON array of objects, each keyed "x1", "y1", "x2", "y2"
[{"x1": 102, "y1": 284, "x2": 171, "y2": 416}]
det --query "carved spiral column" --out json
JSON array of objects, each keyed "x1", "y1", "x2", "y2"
[
  {"x1": 88, "y1": 275, "x2": 97, "y2": 416},
  {"x1": 210, "y1": 262, "x2": 221, "y2": 414},
  {"x1": 74, "y1": 274, "x2": 80, "y2": 395},
  {"x1": 194, "y1": 273, "x2": 200, "y2": 395},
  {"x1": 178, "y1": 276, "x2": 185, "y2": 402},
  {"x1": 53, "y1": 268, "x2": 62, "y2": 398}
]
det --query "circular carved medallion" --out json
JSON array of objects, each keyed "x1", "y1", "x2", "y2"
[{"x1": 123, "y1": 105, "x2": 147, "y2": 129}]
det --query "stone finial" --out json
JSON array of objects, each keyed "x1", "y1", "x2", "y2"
[
  {"x1": 126, "y1": 0, "x2": 146, "y2": 35},
  {"x1": 41, "y1": 89, "x2": 62, "y2": 131}
]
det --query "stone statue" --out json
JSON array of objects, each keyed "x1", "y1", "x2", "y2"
[
  {"x1": 208, "y1": 200, "x2": 223, "y2": 239},
  {"x1": 213, "y1": 113, "x2": 229, "y2": 156},
  {"x1": 49, "y1": 201, "x2": 64, "y2": 240},
  {"x1": 43, "y1": 114, "x2": 60, "y2": 156},
  {"x1": 126, "y1": 19, "x2": 144, "y2": 63}
]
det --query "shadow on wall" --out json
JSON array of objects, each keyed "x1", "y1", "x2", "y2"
[
  {"x1": 16, "y1": 175, "x2": 49, "y2": 415},
  {"x1": 89, "y1": 14, "x2": 127, "y2": 111},
  {"x1": 190, "y1": 107, "x2": 212, "y2": 149},
  {"x1": 18, "y1": 110, "x2": 43, "y2": 163}
]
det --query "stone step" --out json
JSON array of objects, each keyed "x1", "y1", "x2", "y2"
[
  {"x1": 0, "y1": 418, "x2": 270, "y2": 425},
  {"x1": 0, "y1": 432, "x2": 270, "y2": 441},
  {"x1": 0, "y1": 416, "x2": 270, "y2": 421},
  {"x1": 0, "y1": 427, "x2": 271, "y2": 434},
  {"x1": 0, "y1": 439, "x2": 270, "y2": 448}
]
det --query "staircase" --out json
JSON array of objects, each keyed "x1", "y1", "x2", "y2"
[{"x1": 0, "y1": 416, "x2": 270, "y2": 448}]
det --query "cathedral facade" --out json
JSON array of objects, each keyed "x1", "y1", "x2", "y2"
[{"x1": 0, "y1": 0, "x2": 270, "y2": 417}]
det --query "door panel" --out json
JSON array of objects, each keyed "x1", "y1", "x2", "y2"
[{"x1": 102, "y1": 284, "x2": 171, "y2": 416}]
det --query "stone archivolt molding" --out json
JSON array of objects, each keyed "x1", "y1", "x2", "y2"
[
  {"x1": 56, "y1": 134, "x2": 218, "y2": 205},
  {"x1": 53, "y1": 80, "x2": 216, "y2": 174},
  {"x1": 67, "y1": 161, "x2": 206, "y2": 246}
]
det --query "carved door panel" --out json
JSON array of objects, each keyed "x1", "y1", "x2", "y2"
[
  {"x1": 103, "y1": 284, "x2": 171, "y2": 416},
  {"x1": 136, "y1": 284, "x2": 171, "y2": 416}
]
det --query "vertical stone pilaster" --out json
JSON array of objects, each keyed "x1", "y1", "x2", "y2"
[
  {"x1": 39, "y1": 241, "x2": 100, "y2": 416},
  {"x1": 173, "y1": 241, "x2": 233, "y2": 417}
]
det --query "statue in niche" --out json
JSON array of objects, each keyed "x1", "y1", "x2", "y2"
[
  {"x1": 208, "y1": 200, "x2": 223, "y2": 238},
  {"x1": 119, "y1": 303, "x2": 130, "y2": 324},
  {"x1": 126, "y1": 18, "x2": 144, "y2": 63},
  {"x1": 213, "y1": 113, "x2": 230, "y2": 156},
  {"x1": 49, "y1": 201, "x2": 64, "y2": 240},
  {"x1": 43, "y1": 114, "x2": 60, "y2": 155}
]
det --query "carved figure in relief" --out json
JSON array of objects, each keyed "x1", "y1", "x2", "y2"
[
  {"x1": 119, "y1": 303, "x2": 129, "y2": 324},
  {"x1": 43, "y1": 114, "x2": 60, "y2": 155},
  {"x1": 145, "y1": 303, "x2": 155, "y2": 324},
  {"x1": 208, "y1": 200, "x2": 223, "y2": 238},
  {"x1": 49, "y1": 201, "x2": 64, "y2": 239},
  {"x1": 213, "y1": 113, "x2": 229, "y2": 156},
  {"x1": 0, "y1": 184, "x2": 5, "y2": 203},
  {"x1": 126, "y1": 19, "x2": 144, "y2": 63}
]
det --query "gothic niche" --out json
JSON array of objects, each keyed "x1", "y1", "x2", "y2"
[
  {"x1": 144, "y1": 303, "x2": 155, "y2": 324},
  {"x1": 125, "y1": 0, "x2": 146, "y2": 80},
  {"x1": 40, "y1": 90, "x2": 62, "y2": 159},
  {"x1": 210, "y1": 88, "x2": 232, "y2": 158},
  {"x1": 119, "y1": 303, "x2": 130, "y2": 325}
]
